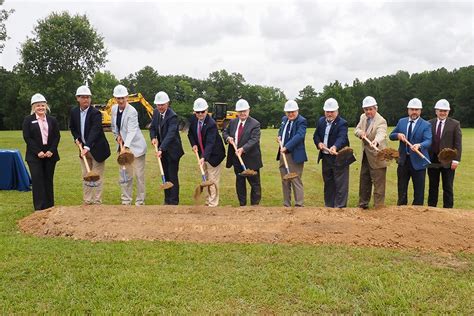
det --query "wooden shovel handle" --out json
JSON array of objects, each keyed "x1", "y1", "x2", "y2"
[
  {"x1": 278, "y1": 139, "x2": 290, "y2": 170},
  {"x1": 230, "y1": 141, "x2": 246, "y2": 167},
  {"x1": 362, "y1": 136, "x2": 380, "y2": 152},
  {"x1": 153, "y1": 142, "x2": 165, "y2": 177},
  {"x1": 403, "y1": 139, "x2": 427, "y2": 160},
  {"x1": 77, "y1": 142, "x2": 91, "y2": 173},
  {"x1": 194, "y1": 150, "x2": 206, "y2": 176}
]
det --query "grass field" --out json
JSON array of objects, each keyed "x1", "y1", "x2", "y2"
[{"x1": 0, "y1": 128, "x2": 473, "y2": 313}]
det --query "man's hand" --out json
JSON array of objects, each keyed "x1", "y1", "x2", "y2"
[
  {"x1": 37, "y1": 151, "x2": 45, "y2": 158},
  {"x1": 199, "y1": 158, "x2": 205, "y2": 166},
  {"x1": 397, "y1": 133, "x2": 406, "y2": 142},
  {"x1": 151, "y1": 138, "x2": 158, "y2": 147},
  {"x1": 371, "y1": 140, "x2": 378, "y2": 148},
  {"x1": 236, "y1": 147, "x2": 244, "y2": 156},
  {"x1": 227, "y1": 137, "x2": 234, "y2": 145},
  {"x1": 280, "y1": 146, "x2": 287, "y2": 153},
  {"x1": 156, "y1": 150, "x2": 162, "y2": 158},
  {"x1": 81, "y1": 148, "x2": 89, "y2": 157},
  {"x1": 276, "y1": 136, "x2": 281, "y2": 144},
  {"x1": 116, "y1": 135, "x2": 122, "y2": 145},
  {"x1": 318, "y1": 142, "x2": 325, "y2": 150},
  {"x1": 192, "y1": 145, "x2": 198, "y2": 153},
  {"x1": 359, "y1": 131, "x2": 366, "y2": 139},
  {"x1": 45, "y1": 151, "x2": 53, "y2": 158},
  {"x1": 451, "y1": 162, "x2": 458, "y2": 170},
  {"x1": 329, "y1": 146, "x2": 337, "y2": 155},
  {"x1": 75, "y1": 139, "x2": 82, "y2": 147},
  {"x1": 411, "y1": 143, "x2": 421, "y2": 151}
]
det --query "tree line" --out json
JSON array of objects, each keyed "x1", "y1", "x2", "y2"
[{"x1": 0, "y1": 11, "x2": 473, "y2": 130}]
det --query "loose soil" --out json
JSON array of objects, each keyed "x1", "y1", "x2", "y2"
[{"x1": 19, "y1": 205, "x2": 473, "y2": 253}]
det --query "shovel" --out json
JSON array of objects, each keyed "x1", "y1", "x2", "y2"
[
  {"x1": 362, "y1": 136, "x2": 399, "y2": 161},
  {"x1": 230, "y1": 141, "x2": 257, "y2": 176},
  {"x1": 321, "y1": 144, "x2": 354, "y2": 164},
  {"x1": 76, "y1": 142, "x2": 100, "y2": 187},
  {"x1": 153, "y1": 142, "x2": 174, "y2": 190},
  {"x1": 438, "y1": 148, "x2": 457, "y2": 165},
  {"x1": 278, "y1": 138, "x2": 298, "y2": 181},
  {"x1": 192, "y1": 149, "x2": 217, "y2": 203},
  {"x1": 117, "y1": 141, "x2": 135, "y2": 165},
  {"x1": 403, "y1": 138, "x2": 431, "y2": 165}
]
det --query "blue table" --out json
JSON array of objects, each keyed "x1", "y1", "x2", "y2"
[{"x1": 0, "y1": 149, "x2": 31, "y2": 191}]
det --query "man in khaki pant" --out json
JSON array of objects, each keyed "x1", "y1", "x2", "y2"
[
  {"x1": 354, "y1": 96, "x2": 388, "y2": 209},
  {"x1": 187, "y1": 98, "x2": 226, "y2": 206},
  {"x1": 69, "y1": 85, "x2": 111, "y2": 205},
  {"x1": 111, "y1": 85, "x2": 147, "y2": 205}
]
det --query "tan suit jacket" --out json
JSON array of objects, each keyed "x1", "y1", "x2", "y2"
[{"x1": 355, "y1": 112, "x2": 388, "y2": 169}]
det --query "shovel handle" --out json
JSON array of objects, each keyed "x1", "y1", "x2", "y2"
[
  {"x1": 231, "y1": 141, "x2": 247, "y2": 170},
  {"x1": 403, "y1": 139, "x2": 431, "y2": 164},
  {"x1": 321, "y1": 144, "x2": 338, "y2": 156},
  {"x1": 153, "y1": 143, "x2": 166, "y2": 181},
  {"x1": 194, "y1": 150, "x2": 207, "y2": 181},
  {"x1": 77, "y1": 142, "x2": 91, "y2": 173},
  {"x1": 362, "y1": 136, "x2": 380, "y2": 152},
  {"x1": 278, "y1": 139, "x2": 291, "y2": 172}
]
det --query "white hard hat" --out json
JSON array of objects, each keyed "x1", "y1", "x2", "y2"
[
  {"x1": 284, "y1": 100, "x2": 299, "y2": 112},
  {"x1": 235, "y1": 99, "x2": 250, "y2": 111},
  {"x1": 31, "y1": 93, "x2": 47, "y2": 105},
  {"x1": 75, "y1": 85, "x2": 91, "y2": 96},
  {"x1": 362, "y1": 96, "x2": 377, "y2": 108},
  {"x1": 407, "y1": 98, "x2": 422, "y2": 109},
  {"x1": 113, "y1": 85, "x2": 128, "y2": 98},
  {"x1": 434, "y1": 99, "x2": 450, "y2": 110},
  {"x1": 154, "y1": 91, "x2": 170, "y2": 105},
  {"x1": 193, "y1": 98, "x2": 208, "y2": 111},
  {"x1": 323, "y1": 98, "x2": 339, "y2": 111}
]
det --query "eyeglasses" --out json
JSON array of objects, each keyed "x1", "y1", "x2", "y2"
[
  {"x1": 116, "y1": 97, "x2": 126, "y2": 100},
  {"x1": 195, "y1": 111, "x2": 206, "y2": 114}
]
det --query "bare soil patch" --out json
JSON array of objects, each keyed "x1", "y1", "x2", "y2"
[{"x1": 19, "y1": 205, "x2": 474, "y2": 253}]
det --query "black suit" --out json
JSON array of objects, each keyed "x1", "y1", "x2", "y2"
[
  {"x1": 187, "y1": 115, "x2": 226, "y2": 167},
  {"x1": 223, "y1": 116, "x2": 263, "y2": 206},
  {"x1": 22, "y1": 114, "x2": 60, "y2": 210},
  {"x1": 150, "y1": 108, "x2": 184, "y2": 205},
  {"x1": 69, "y1": 106, "x2": 111, "y2": 162},
  {"x1": 428, "y1": 117, "x2": 462, "y2": 208}
]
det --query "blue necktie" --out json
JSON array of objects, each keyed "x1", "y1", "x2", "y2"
[
  {"x1": 406, "y1": 120, "x2": 413, "y2": 153},
  {"x1": 284, "y1": 121, "x2": 292, "y2": 146}
]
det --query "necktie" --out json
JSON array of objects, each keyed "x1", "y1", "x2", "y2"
[
  {"x1": 237, "y1": 122, "x2": 244, "y2": 145},
  {"x1": 198, "y1": 121, "x2": 205, "y2": 155},
  {"x1": 406, "y1": 120, "x2": 413, "y2": 154},
  {"x1": 284, "y1": 121, "x2": 292, "y2": 146},
  {"x1": 434, "y1": 120, "x2": 442, "y2": 153},
  {"x1": 365, "y1": 118, "x2": 372, "y2": 132}
]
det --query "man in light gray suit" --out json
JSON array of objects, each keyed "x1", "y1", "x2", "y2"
[{"x1": 111, "y1": 85, "x2": 148, "y2": 205}]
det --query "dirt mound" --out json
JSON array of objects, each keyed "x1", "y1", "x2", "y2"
[{"x1": 19, "y1": 205, "x2": 473, "y2": 253}]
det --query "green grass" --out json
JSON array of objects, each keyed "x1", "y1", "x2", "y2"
[{"x1": 0, "y1": 128, "x2": 473, "y2": 313}]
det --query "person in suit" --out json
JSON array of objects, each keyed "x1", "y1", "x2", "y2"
[
  {"x1": 276, "y1": 100, "x2": 307, "y2": 207},
  {"x1": 428, "y1": 99, "x2": 462, "y2": 208},
  {"x1": 22, "y1": 93, "x2": 60, "y2": 211},
  {"x1": 223, "y1": 99, "x2": 263, "y2": 206},
  {"x1": 69, "y1": 85, "x2": 111, "y2": 205},
  {"x1": 187, "y1": 98, "x2": 226, "y2": 207},
  {"x1": 150, "y1": 91, "x2": 184, "y2": 205},
  {"x1": 389, "y1": 98, "x2": 432, "y2": 206},
  {"x1": 354, "y1": 96, "x2": 388, "y2": 209},
  {"x1": 110, "y1": 85, "x2": 148, "y2": 206},
  {"x1": 313, "y1": 98, "x2": 356, "y2": 208}
]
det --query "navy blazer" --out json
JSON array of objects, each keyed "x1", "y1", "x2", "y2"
[
  {"x1": 187, "y1": 115, "x2": 226, "y2": 167},
  {"x1": 22, "y1": 114, "x2": 60, "y2": 163},
  {"x1": 69, "y1": 106, "x2": 111, "y2": 163},
  {"x1": 313, "y1": 115, "x2": 355, "y2": 167},
  {"x1": 276, "y1": 114, "x2": 308, "y2": 164},
  {"x1": 149, "y1": 108, "x2": 184, "y2": 161},
  {"x1": 389, "y1": 117, "x2": 432, "y2": 170},
  {"x1": 222, "y1": 116, "x2": 263, "y2": 170}
]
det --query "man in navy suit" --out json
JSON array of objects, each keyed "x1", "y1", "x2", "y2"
[
  {"x1": 313, "y1": 98, "x2": 356, "y2": 208},
  {"x1": 150, "y1": 91, "x2": 184, "y2": 205},
  {"x1": 276, "y1": 100, "x2": 307, "y2": 207},
  {"x1": 187, "y1": 98, "x2": 226, "y2": 207},
  {"x1": 390, "y1": 98, "x2": 432, "y2": 206},
  {"x1": 69, "y1": 85, "x2": 111, "y2": 205}
]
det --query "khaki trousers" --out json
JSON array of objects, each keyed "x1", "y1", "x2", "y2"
[
  {"x1": 203, "y1": 161, "x2": 222, "y2": 207},
  {"x1": 119, "y1": 154, "x2": 146, "y2": 205},
  {"x1": 279, "y1": 154, "x2": 304, "y2": 207},
  {"x1": 79, "y1": 154, "x2": 105, "y2": 205},
  {"x1": 359, "y1": 153, "x2": 387, "y2": 208}
]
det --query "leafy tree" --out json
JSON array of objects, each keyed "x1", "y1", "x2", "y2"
[
  {"x1": 90, "y1": 70, "x2": 119, "y2": 104},
  {"x1": 0, "y1": 0, "x2": 14, "y2": 53},
  {"x1": 17, "y1": 11, "x2": 107, "y2": 129}
]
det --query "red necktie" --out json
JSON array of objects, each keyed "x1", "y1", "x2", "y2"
[
  {"x1": 237, "y1": 122, "x2": 244, "y2": 145},
  {"x1": 198, "y1": 121, "x2": 205, "y2": 155},
  {"x1": 434, "y1": 120, "x2": 442, "y2": 153}
]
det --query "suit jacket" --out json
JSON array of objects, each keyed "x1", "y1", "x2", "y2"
[
  {"x1": 111, "y1": 104, "x2": 147, "y2": 157},
  {"x1": 149, "y1": 108, "x2": 184, "y2": 161},
  {"x1": 428, "y1": 117, "x2": 462, "y2": 166},
  {"x1": 22, "y1": 114, "x2": 60, "y2": 162},
  {"x1": 187, "y1": 115, "x2": 226, "y2": 167},
  {"x1": 223, "y1": 116, "x2": 263, "y2": 170},
  {"x1": 69, "y1": 106, "x2": 111, "y2": 163},
  {"x1": 389, "y1": 117, "x2": 432, "y2": 170},
  {"x1": 276, "y1": 114, "x2": 308, "y2": 164},
  {"x1": 313, "y1": 115, "x2": 356, "y2": 167},
  {"x1": 354, "y1": 112, "x2": 388, "y2": 169}
]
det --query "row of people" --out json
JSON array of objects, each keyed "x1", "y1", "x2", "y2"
[{"x1": 22, "y1": 85, "x2": 462, "y2": 211}]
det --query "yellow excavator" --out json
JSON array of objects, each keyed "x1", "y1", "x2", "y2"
[
  {"x1": 210, "y1": 102, "x2": 238, "y2": 130},
  {"x1": 95, "y1": 93, "x2": 155, "y2": 131}
]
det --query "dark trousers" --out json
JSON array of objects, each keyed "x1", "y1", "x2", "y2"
[
  {"x1": 233, "y1": 165, "x2": 261, "y2": 206},
  {"x1": 27, "y1": 159, "x2": 57, "y2": 211},
  {"x1": 321, "y1": 155, "x2": 349, "y2": 208},
  {"x1": 397, "y1": 157, "x2": 426, "y2": 206},
  {"x1": 428, "y1": 166, "x2": 455, "y2": 208},
  {"x1": 162, "y1": 155, "x2": 180, "y2": 205}
]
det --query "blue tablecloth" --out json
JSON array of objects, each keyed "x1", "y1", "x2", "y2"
[{"x1": 0, "y1": 149, "x2": 31, "y2": 191}]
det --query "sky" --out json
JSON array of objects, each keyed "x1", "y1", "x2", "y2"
[{"x1": 1, "y1": 0, "x2": 473, "y2": 99}]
